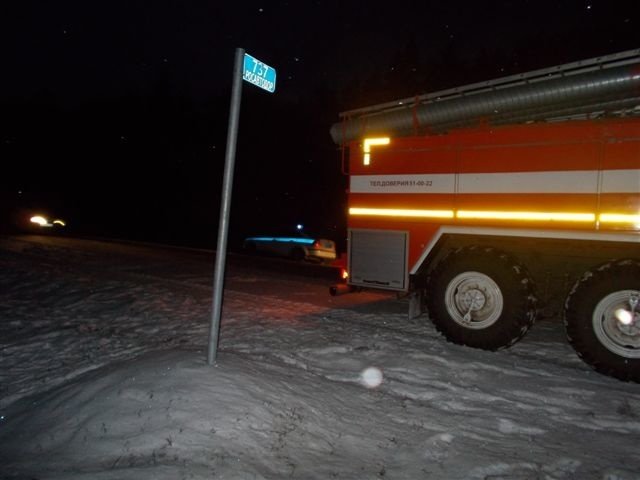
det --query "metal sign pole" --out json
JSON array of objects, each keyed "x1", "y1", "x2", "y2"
[{"x1": 207, "y1": 47, "x2": 245, "y2": 365}]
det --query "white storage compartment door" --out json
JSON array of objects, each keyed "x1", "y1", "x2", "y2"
[{"x1": 348, "y1": 229, "x2": 409, "y2": 291}]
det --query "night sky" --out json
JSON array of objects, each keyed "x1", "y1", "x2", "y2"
[{"x1": 1, "y1": 0, "x2": 638, "y2": 250}]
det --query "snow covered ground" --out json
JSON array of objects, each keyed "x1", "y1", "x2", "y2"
[{"x1": 1, "y1": 235, "x2": 639, "y2": 480}]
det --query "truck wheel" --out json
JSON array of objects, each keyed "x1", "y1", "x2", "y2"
[
  {"x1": 564, "y1": 259, "x2": 640, "y2": 382},
  {"x1": 426, "y1": 246, "x2": 537, "y2": 350}
]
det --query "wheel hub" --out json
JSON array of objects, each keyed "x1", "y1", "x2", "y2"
[
  {"x1": 614, "y1": 313, "x2": 640, "y2": 336},
  {"x1": 612, "y1": 293, "x2": 640, "y2": 335},
  {"x1": 460, "y1": 288, "x2": 487, "y2": 319},
  {"x1": 593, "y1": 290, "x2": 640, "y2": 358},
  {"x1": 445, "y1": 272, "x2": 503, "y2": 329}
]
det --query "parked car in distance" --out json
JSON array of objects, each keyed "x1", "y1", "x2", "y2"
[{"x1": 243, "y1": 233, "x2": 337, "y2": 264}]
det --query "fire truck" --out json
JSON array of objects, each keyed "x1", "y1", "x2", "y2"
[{"x1": 330, "y1": 49, "x2": 640, "y2": 382}]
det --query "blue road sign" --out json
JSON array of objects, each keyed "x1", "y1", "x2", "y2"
[{"x1": 243, "y1": 53, "x2": 276, "y2": 93}]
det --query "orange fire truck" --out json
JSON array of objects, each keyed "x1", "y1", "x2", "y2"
[{"x1": 330, "y1": 49, "x2": 640, "y2": 382}]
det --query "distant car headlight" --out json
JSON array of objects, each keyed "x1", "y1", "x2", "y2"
[
  {"x1": 30, "y1": 215, "x2": 65, "y2": 227},
  {"x1": 30, "y1": 215, "x2": 50, "y2": 226}
]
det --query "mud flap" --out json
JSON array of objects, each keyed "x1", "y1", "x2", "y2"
[{"x1": 408, "y1": 290, "x2": 423, "y2": 320}]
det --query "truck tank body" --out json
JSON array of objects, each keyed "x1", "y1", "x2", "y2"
[{"x1": 330, "y1": 49, "x2": 640, "y2": 144}]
